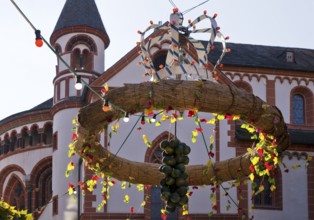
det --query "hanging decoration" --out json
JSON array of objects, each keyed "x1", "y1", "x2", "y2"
[
  {"x1": 138, "y1": 8, "x2": 228, "y2": 81},
  {"x1": 159, "y1": 139, "x2": 191, "y2": 213},
  {"x1": 35, "y1": 29, "x2": 43, "y2": 47}
]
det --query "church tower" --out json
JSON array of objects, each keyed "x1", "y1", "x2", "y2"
[{"x1": 49, "y1": 1, "x2": 109, "y2": 219}]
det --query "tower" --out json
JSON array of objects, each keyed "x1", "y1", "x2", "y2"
[{"x1": 49, "y1": 1, "x2": 109, "y2": 219}]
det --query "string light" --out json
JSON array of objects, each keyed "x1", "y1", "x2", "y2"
[
  {"x1": 151, "y1": 114, "x2": 157, "y2": 123},
  {"x1": 123, "y1": 112, "x2": 130, "y2": 122},
  {"x1": 35, "y1": 30, "x2": 43, "y2": 47},
  {"x1": 102, "y1": 100, "x2": 109, "y2": 112},
  {"x1": 141, "y1": 115, "x2": 145, "y2": 125},
  {"x1": 75, "y1": 75, "x2": 83, "y2": 90}
]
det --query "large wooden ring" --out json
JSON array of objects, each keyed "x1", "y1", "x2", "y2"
[{"x1": 74, "y1": 80, "x2": 289, "y2": 185}]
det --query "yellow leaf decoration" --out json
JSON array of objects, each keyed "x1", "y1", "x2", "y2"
[
  {"x1": 140, "y1": 201, "x2": 146, "y2": 207},
  {"x1": 249, "y1": 173, "x2": 255, "y2": 181},
  {"x1": 142, "y1": 134, "x2": 152, "y2": 148},
  {"x1": 191, "y1": 136, "x2": 196, "y2": 143},
  {"x1": 206, "y1": 118, "x2": 216, "y2": 124},
  {"x1": 137, "y1": 184, "x2": 144, "y2": 191},
  {"x1": 192, "y1": 130, "x2": 198, "y2": 137},
  {"x1": 217, "y1": 114, "x2": 225, "y2": 120},
  {"x1": 67, "y1": 162, "x2": 75, "y2": 171},
  {"x1": 232, "y1": 115, "x2": 240, "y2": 120},
  {"x1": 291, "y1": 164, "x2": 301, "y2": 170},
  {"x1": 68, "y1": 187, "x2": 74, "y2": 195},
  {"x1": 182, "y1": 210, "x2": 189, "y2": 215},
  {"x1": 250, "y1": 156, "x2": 260, "y2": 165},
  {"x1": 170, "y1": 117, "x2": 177, "y2": 123},
  {"x1": 207, "y1": 160, "x2": 212, "y2": 168},
  {"x1": 247, "y1": 148, "x2": 254, "y2": 155},
  {"x1": 121, "y1": 181, "x2": 126, "y2": 190},
  {"x1": 270, "y1": 185, "x2": 276, "y2": 191},
  {"x1": 210, "y1": 135, "x2": 215, "y2": 144},
  {"x1": 124, "y1": 195, "x2": 130, "y2": 203},
  {"x1": 104, "y1": 83, "x2": 109, "y2": 92},
  {"x1": 161, "y1": 115, "x2": 170, "y2": 121}
]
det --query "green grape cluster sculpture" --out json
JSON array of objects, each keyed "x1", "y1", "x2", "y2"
[{"x1": 159, "y1": 139, "x2": 191, "y2": 213}]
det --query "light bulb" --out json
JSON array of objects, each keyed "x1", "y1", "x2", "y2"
[
  {"x1": 75, "y1": 76, "x2": 83, "y2": 90},
  {"x1": 141, "y1": 116, "x2": 145, "y2": 125},
  {"x1": 35, "y1": 39, "x2": 43, "y2": 47},
  {"x1": 35, "y1": 30, "x2": 43, "y2": 47},
  {"x1": 102, "y1": 100, "x2": 109, "y2": 112},
  {"x1": 151, "y1": 114, "x2": 157, "y2": 123},
  {"x1": 123, "y1": 112, "x2": 130, "y2": 122}
]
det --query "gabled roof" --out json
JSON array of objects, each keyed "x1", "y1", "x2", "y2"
[
  {"x1": 208, "y1": 42, "x2": 314, "y2": 72},
  {"x1": 91, "y1": 41, "x2": 314, "y2": 89},
  {"x1": 50, "y1": 0, "x2": 110, "y2": 48}
]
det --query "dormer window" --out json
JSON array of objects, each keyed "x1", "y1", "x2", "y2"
[{"x1": 286, "y1": 51, "x2": 295, "y2": 63}]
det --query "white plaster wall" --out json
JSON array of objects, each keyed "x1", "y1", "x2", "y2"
[
  {"x1": 58, "y1": 54, "x2": 71, "y2": 72},
  {"x1": 38, "y1": 200, "x2": 52, "y2": 220},
  {"x1": 248, "y1": 156, "x2": 309, "y2": 220},
  {"x1": 275, "y1": 78, "x2": 292, "y2": 124},
  {"x1": 60, "y1": 80, "x2": 66, "y2": 99},
  {"x1": 218, "y1": 119, "x2": 237, "y2": 214},
  {"x1": 53, "y1": 108, "x2": 80, "y2": 220},
  {"x1": 188, "y1": 186, "x2": 213, "y2": 214},
  {"x1": 233, "y1": 73, "x2": 267, "y2": 100},
  {"x1": 106, "y1": 57, "x2": 149, "y2": 86},
  {"x1": 55, "y1": 33, "x2": 105, "y2": 73},
  {"x1": 107, "y1": 181, "x2": 144, "y2": 213},
  {"x1": 69, "y1": 78, "x2": 76, "y2": 97}
]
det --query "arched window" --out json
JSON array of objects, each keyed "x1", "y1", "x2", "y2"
[
  {"x1": 20, "y1": 127, "x2": 29, "y2": 148},
  {"x1": 10, "y1": 131, "x2": 17, "y2": 152},
  {"x1": 72, "y1": 48, "x2": 81, "y2": 70},
  {"x1": 4, "y1": 175, "x2": 26, "y2": 211},
  {"x1": 253, "y1": 168, "x2": 282, "y2": 210},
  {"x1": 43, "y1": 123, "x2": 53, "y2": 145},
  {"x1": 31, "y1": 158, "x2": 52, "y2": 211},
  {"x1": 4, "y1": 133, "x2": 10, "y2": 154},
  {"x1": 290, "y1": 86, "x2": 314, "y2": 126},
  {"x1": 292, "y1": 94, "x2": 305, "y2": 125},
  {"x1": 66, "y1": 35, "x2": 96, "y2": 71},
  {"x1": 30, "y1": 125, "x2": 40, "y2": 146}
]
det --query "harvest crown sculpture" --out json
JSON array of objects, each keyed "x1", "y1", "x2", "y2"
[{"x1": 72, "y1": 9, "x2": 289, "y2": 191}]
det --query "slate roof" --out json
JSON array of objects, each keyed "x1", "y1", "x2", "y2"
[
  {"x1": 207, "y1": 42, "x2": 314, "y2": 72},
  {"x1": 30, "y1": 98, "x2": 53, "y2": 111},
  {"x1": 0, "y1": 98, "x2": 53, "y2": 125},
  {"x1": 53, "y1": 0, "x2": 107, "y2": 34}
]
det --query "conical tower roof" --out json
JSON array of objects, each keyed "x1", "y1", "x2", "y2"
[{"x1": 50, "y1": 0, "x2": 110, "y2": 48}]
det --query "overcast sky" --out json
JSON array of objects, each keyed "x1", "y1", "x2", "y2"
[{"x1": 1, "y1": 0, "x2": 313, "y2": 120}]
